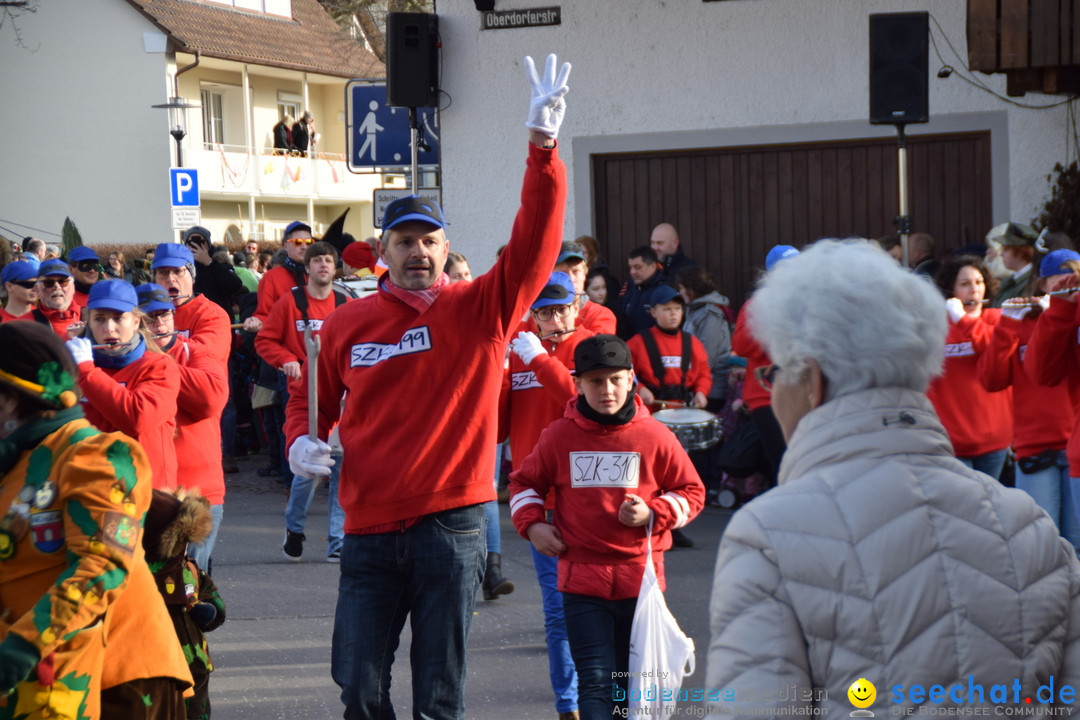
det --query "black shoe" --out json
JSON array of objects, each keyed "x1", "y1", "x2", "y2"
[
  {"x1": 222, "y1": 455, "x2": 239, "y2": 474},
  {"x1": 670, "y1": 528, "x2": 694, "y2": 548},
  {"x1": 258, "y1": 466, "x2": 282, "y2": 478},
  {"x1": 282, "y1": 530, "x2": 305, "y2": 560},
  {"x1": 482, "y1": 552, "x2": 515, "y2": 601}
]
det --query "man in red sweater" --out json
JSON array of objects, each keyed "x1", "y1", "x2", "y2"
[
  {"x1": 32, "y1": 259, "x2": 82, "y2": 338},
  {"x1": 285, "y1": 53, "x2": 571, "y2": 720},
  {"x1": 243, "y1": 220, "x2": 312, "y2": 332},
  {"x1": 255, "y1": 241, "x2": 348, "y2": 562}
]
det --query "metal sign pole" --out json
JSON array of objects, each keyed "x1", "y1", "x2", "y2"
[
  {"x1": 896, "y1": 123, "x2": 912, "y2": 269},
  {"x1": 409, "y1": 107, "x2": 419, "y2": 194}
]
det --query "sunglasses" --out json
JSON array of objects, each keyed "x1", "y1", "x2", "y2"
[
  {"x1": 755, "y1": 363, "x2": 781, "y2": 391},
  {"x1": 40, "y1": 277, "x2": 72, "y2": 288},
  {"x1": 286, "y1": 237, "x2": 314, "y2": 247},
  {"x1": 9, "y1": 280, "x2": 37, "y2": 289},
  {"x1": 73, "y1": 261, "x2": 100, "y2": 272},
  {"x1": 146, "y1": 310, "x2": 174, "y2": 321}
]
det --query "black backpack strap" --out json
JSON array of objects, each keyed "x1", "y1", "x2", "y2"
[
  {"x1": 639, "y1": 329, "x2": 666, "y2": 395},
  {"x1": 291, "y1": 286, "x2": 310, "y2": 325},
  {"x1": 680, "y1": 331, "x2": 692, "y2": 390},
  {"x1": 332, "y1": 289, "x2": 348, "y2": 307}
]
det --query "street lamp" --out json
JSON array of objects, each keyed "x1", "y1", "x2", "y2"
[{"x1": 152, "y1": 96, "x2": 200, "y2": 167}]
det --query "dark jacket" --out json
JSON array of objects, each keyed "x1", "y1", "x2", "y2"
[{"x1": 620, "y1": 272, "x2": 664, "y2": 339}]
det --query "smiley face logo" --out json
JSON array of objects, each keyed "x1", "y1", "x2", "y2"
[{"x1": 848, "y1": 678, "x2": 876, "y2": 709}]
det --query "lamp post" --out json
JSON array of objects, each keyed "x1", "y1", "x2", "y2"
[{"x1": 152, "y1": 96, "x2": 200, "y2": 167}]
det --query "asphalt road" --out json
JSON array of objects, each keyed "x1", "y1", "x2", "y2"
[{"x1": 206, "y1": 453, "x2": 734, "y2": 719}]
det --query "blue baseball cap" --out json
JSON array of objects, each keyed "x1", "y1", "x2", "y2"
[
  {"x1": 283, "y1": 220, "x2": 312, "y2": 239},
  {"x1": 152, "y1": 243, "x2": 195, "y2": 270},
  {"x1": 1, "y1": 261, "x2": 37, "y2": 284},
  {"x1": 1041, "y1": 249, "x2": 1080, "y2": 277},
  {"x1": 136, "y1": 283, "x2": 174, "y2": 314},
  {"x1": 532, "y1": 271, "x2": 576, "y2": 309},
  {"x1": 68, "y1": 246, "x2": 100, "y2": 264},
  {"x1": 765, "y1": 244, "x2": 800, "y2": 271},
  {"x1": 38, "y1": 259, "x2": 71, "y2": 278},
  {"x1": 382, "y1": 196, "x2": 445, "y2": 232},
  {"x1": 87, "y1": 280, "x2": 138, "y2": 313},
  {"x1": 648, "y1": 285, "x2": 682, "y2": 307}
]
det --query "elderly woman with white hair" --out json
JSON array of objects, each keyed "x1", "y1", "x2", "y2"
[{"x1": 707, "y1": 240, "x2": 1080, "y2": 719}]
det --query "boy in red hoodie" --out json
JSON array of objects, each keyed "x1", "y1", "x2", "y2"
[{"x1": 509, "y1": 334, "x2": 704, "y2": 720}]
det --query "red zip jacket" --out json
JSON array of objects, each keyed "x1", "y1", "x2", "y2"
[
  {"x1": 731, "y1": 298, "x2": 771, "y2": 410},
  {"x1": 627, "y1": 326, "x2": 711, "y2": 403},
  {"x1": 508, "y1": 395, "x2": 705, "y2": 600},
  {"x1": 79, "y1": 349, "x2": 181, "y2": 490},
  {"x1": 1025, "y1": 296, "x2": 1080, "y2": 476},
  {"x1": 578, "y1": 301, "x2": 616, "y2": 335},
  {"x1": 174, "y1": 294, "x2": 231, "y2": 363},
  {"x1": 503, "y1": 324, "x2": 596, "y2": 474},
  {"x1": 166, "y1": 337, "x2": 228, "y2": 504},
  {"x1": 977, "y1": 313, "x2": 1075, "y2": 461},
  {"x1": 926, "y1": 310, "x2": 1012, "y2": 457},
  {"x1": 285, "y1": 143, "x2": 566, "y2": 532},
  {"x1": 255, "y1": 288, "x2": 343, "y2": 392},
  {"x1": 254, "y1": 265, "x2": 304, "y2": 322},
  {"x1": 36, "y1": 302, "x2": 83, "y2": 339}
]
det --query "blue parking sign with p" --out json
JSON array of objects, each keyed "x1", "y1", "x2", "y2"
[{"x1": 170, "y1": 169, "x2": 199, "y2": 207}]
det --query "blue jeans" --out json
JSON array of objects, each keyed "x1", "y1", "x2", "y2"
[
  {"x1": 285, "y1": 454, "x2": 344, "y2": 556},
  {"x1": 1017, "y1": 451, "x2": 1080, "y2": 549},
  {"x1": 958, "y1": 447, "x2": 1008, "y2": 482},
  {"x1": 188, "y1": 503, "x2": 223, "y2": 576},
  {"x1": 562, "y1": 592, "x2": 637, "y2": 720},
  {"x1": 530, "y1": 546, "x2": 578, "y2": 713},
  {"x1": 331, "y1": 504, "x2": 486, "y2": 720}
]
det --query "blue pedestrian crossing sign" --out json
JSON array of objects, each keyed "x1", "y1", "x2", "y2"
[
  {"x1": 346, "y1": 81, "x2": 439, "y2": 172},
  {"x1": 170, "y1": 169, "x2": 200, "y2": 207}
]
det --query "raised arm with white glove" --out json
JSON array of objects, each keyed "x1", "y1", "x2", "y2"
[
  {"x1": 525, "y1": 53, "x2": 571, "y2": 139},
  {"x1": 288, "y1": 436, "x2": 335, "y2": 479},
  {"x1": 511, "y1": 331, "x2": 546, "y2": 365}
]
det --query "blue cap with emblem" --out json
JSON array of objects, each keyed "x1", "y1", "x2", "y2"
[{"x1": 382, "y1": 195, "x2": 445, "y2": 232}]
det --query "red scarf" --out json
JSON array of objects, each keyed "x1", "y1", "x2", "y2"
[{"x1": 380, "y1": 273, "x2": 450, "y2": 314}]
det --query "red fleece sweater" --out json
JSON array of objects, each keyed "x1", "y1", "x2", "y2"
[
  {"x1": 166, "y1": 338, "x2": 228, "y2": 504},
  {"x1": 578, "y1": 301, "x2": 616, "y2": 335},
  {"x1": 1024, "y1": 297, "x2": 1080, "y2": 476},
  {"x1": 36, "y1": 302, "x2": 83, "y2": 339},
  {"x1": 173, "y1": 294, "x2": 231, "y2": 363},
  {"x1": 255, "y1": 265, "x2": 305, "y2": 322},
  {"x1": 509, "y1": 396, "x2": 704, "y2": 600},
  {"x1": 926, "y1": 310, "x2": 1013, "y2": 457},
  {"x1": 627, "y1": 326, "x2": 711, "y2": 403},
  {"x1": 285, "y1": 143, "x2": 566, "y2": 532},
  {"x1": 255, "y1": 288, "x2": 344, "y2": 392},
  {"x1": 80, "y1": 350, "x2": 180, "y2": 490},
  {"x1": 731, "y1": 298, "x2": 772, "y2": 411},
  {"x1": 977, "y1": 313, "x2": 1075, "y2": 461}
]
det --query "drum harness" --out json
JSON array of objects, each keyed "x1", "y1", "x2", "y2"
[{"x1": 639, "y1": 329, "x2": 694, "y2": 406}]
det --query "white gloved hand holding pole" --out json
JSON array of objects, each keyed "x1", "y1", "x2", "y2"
[
  {"x1": 65, "y1": 337, "x2": 93, "y2": 365},
  {"x1": 1000, "y1": 300, "x2": 1030, "y2": 322},
  {"x1": 288, "y1": 436, "x2": 335, "y2": 479},
  {"x1": 511, "y1": 331, "x2": 546, "y2": 365},
  {"x1": 525, "y1": 54, "x2": 571, "y2": 139},
  {"x1": 945, "y1": 298, "x2": 966, "y2": 323}
]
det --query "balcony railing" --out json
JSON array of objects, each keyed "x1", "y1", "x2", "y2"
[{"x1": 187, "y1": 144, "x2": 384, "y2": 202}]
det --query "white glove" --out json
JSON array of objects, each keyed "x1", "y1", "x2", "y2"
[
  {"x1": 1039, "y1": 294, "x2": 1051, "y2": 311},
  {"x1": 288, "y1": 436, "x2": 335, "y2": 479},
  {"x1": 525, "y1": 54, "x2": 571, "y2": 139},
  {"x1": 511, "y1": 331, "x2": 546, "y2": 365},
  {"x1": 1000, "y1": 300, "x2": 1030, "y2": 322},
  {"x1": 65, "y1": 337, "x2": 93, "y2": 365},
  {"x1": 945, "y1": 298, "x2": 965, "y2": 323}
]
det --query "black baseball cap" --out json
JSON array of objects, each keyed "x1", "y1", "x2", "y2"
[
  {"x1": 382, "y1": 195, "x2": 445, "y2": 232},
  {"x1": 574, "y1": 334, "x2": 633, "y2": 375}
]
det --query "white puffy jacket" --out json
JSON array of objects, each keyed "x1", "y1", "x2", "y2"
[{"x1": 708, "y1": 387, "x2": 1080, "y2": 717}]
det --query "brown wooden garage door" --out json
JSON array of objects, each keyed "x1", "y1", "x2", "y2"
[{"x1": 592, "y1": 131, "x2": 992, "y2": 309}]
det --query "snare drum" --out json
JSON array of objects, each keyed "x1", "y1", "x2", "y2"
[{"x1": 653, "y1": 408, "x2": 722, "y2": 451}]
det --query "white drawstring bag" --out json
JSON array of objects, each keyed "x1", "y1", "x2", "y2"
[{"x1": 627, "y1": 519, "x2": 695, "y2": 715}]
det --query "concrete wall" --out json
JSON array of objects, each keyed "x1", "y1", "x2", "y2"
[
  {"x1": 433, "y1": 0, "x2": 1072, "y2": 274},
  {"x1": 0, "y1": 0, "x2": 174, "y2": 246}
]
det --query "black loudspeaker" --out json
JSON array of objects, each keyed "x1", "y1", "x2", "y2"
[
  {"x1": 386, "y1": 12, "x2": 439, "y2": 108},
  {"x1": 869, "y1": 12, "x2": 929, "y2": 125}
]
